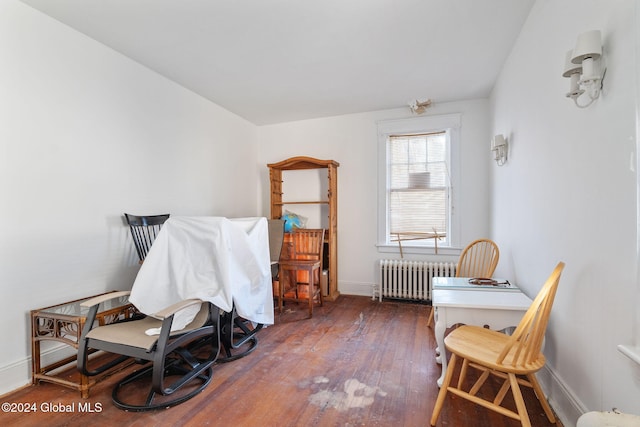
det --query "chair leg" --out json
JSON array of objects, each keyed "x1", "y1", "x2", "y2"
[
  {"x1": 468, "y1": 367, "x2": 491, "y2": 396},
  {"x1": 278, "y1": 268, "x2": 287, "y2": 314},
  {"x1": 308, "y1": 268, "x2": 314, "y2": 317},
  {"x1": 457, "y1": 358, "x2": 469, "y2": 389},
  {"x1": 317, "y1": 270, "x2": 324, "y2": 307},
  {"x1": 427, "y1": 308, "x2": 434, "y2": 327},
  {"x1": 218, "y1": 308, "x2": 262, "y2": 362},
  {"x1": 430, "y1": 353, "x2": 458, "y2": 426},
  {"x1": 508, "y1": 373, "x2": 532, "y2": 427},
  {"x1": 494, "y1": 377, "x2": 512, "y2": 405},
  {"x1": 527, "y1": 373, "x2": 556, "y2": 423}
]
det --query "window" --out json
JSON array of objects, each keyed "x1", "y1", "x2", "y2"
[
  {"x1": 388, "y1": 131, "x2": 448, "y2": 240},
  {"x1": 377, "y1": 114, "x2": 460, "y2": 254}
]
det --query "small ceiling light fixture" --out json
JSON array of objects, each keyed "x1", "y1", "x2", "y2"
[
  {"x1": 491, "y1": 134, "x2": 508, "y2": 166},
  {"x1": 409, "y1": 99, "x2": 432, "y2": 114},
  {"x1": 563, "y1": 30, "x2": 605, "y2": 108}
]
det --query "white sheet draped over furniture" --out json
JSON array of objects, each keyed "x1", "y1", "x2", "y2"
[{"x1": 129, "y1": 216, "x2": 274, "y2": 332}]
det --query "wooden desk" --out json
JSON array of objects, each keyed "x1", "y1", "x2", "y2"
[
  {"x1": 432, "y1": 286, "x2": 532, "y2": 386},
  {"x1": 31, "y1": 292, "x2": 138, "y2": 398}
]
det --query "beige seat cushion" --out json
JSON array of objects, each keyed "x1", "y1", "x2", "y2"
[{"x1": 86, "y1": 303, "x2": 210, "y2": 352}]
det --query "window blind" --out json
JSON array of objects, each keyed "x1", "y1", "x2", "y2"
[{"x1": 388, "y1": 131, "x2": 449, "y2": 244}]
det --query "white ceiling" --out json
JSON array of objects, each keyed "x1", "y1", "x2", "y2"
[{"x1": 20, "y1": 0, "x2": 535, "y2": 125}]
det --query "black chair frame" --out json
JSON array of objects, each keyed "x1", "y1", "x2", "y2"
[
  {"x1": 78, "y1": 292, "x2": 221, "y2": 411},
  {"x1": 219, "y1": 307, "x2": 264, "y2": 363}
]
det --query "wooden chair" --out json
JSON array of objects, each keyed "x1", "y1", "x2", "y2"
[
  {"x1": 428, "y1": 238, "x2": 499, "y2": 326},
  {"x1": 124, "y1": 213, "x2": 170, "y2": 263},
  {"x1": 430, "y1": 262, "x2": 565, "y2": 427},
  {"x1": 456, "y1": 238, "x2": 500, "y2": 278},
  {"x1": 278, "y1": 228, "x2": 325, "y2": 317}
]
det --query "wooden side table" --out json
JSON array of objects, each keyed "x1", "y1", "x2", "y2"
[{"x1": 31, "y1": 291, "x2": 138, "y2": 398}]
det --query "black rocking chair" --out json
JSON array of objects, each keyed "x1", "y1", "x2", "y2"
[{"x1": 77, "y1": 291, "x2": 221, "y2": 411}]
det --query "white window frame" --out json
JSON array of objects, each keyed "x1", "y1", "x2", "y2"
[{"x1": 377, "y1": 114, "x2": 461, "y2": 256}]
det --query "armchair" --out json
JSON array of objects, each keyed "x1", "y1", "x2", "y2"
[{"x1": 77, "y1": 291, "x2": 220, "y2": 411}]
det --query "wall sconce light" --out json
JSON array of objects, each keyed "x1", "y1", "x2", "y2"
[
  {"x1": 563, "y1": 30, "x2": 605, "y2": 108},
  {"x1": 491, "y1": 134, "x2": 508, "y2": 166},
  {"x1": 409, "y1": 99, "x2": 432, "y2": 114}
]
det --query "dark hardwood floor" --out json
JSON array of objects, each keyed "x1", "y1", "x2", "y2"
[{"x1": 2, "y1": 295, "x2": 561, "y2": 426}]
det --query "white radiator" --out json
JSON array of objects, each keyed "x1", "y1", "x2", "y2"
[{"x1": 377, "y1": 260, "x2": 456, "y2": 302}]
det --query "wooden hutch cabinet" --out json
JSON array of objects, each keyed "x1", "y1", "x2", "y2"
[{"x1": 268, "y1": 156, "x2": 339, "y2": 301}]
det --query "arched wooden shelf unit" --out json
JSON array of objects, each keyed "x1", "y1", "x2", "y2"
[{"x1": 268, "y1": 156, "x2": 339, "y2": 301}]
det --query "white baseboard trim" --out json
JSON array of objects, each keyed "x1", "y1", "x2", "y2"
[
  {"x1": 0, "y1": 344, "x2": 76, "y2": 397},
  {"x1": 537, "y1": 364, "x2": 586, "y2": 427},
  {"x1": 0, "y1": 356, "x2": 32, "y2": 398},
  {"x1": 338, "y1": 281, "x2": 377, "y2": 298}
]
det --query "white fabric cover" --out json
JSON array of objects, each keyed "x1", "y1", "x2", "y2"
[{"x1": 129, "y1": 216, "x2": 274, "y2": 332}]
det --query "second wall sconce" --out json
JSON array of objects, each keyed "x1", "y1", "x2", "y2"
[
  {"x1": 491, "y1": 134, "x2": 508, "y2": 166},
  {"x1": 563, "y1": 30, "x2": 605, "y2": 108}
]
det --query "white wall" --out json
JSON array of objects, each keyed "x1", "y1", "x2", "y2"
[
  {"x1": 0, "y1": 1, "x2": 260, "y2": 394},
  {"x1": 490, "y1": 0, "x2": 639, "y2": 424},
  {"x1": 258, "y1": 99, "x2": 491, "y2": 297}
]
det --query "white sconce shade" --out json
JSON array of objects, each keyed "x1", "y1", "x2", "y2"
[
  {"x1": 563, "y1": 30, "x2": 605, "y2": 108},
  {"x1": 491, "y1": 134, "x2": 508, "y2": 166},
  {"x1": 562, "y1": 50, "x2": 582, "y2": 77},
  {"x1": 563, "y1": 50, "x2": 584, "y2": 99},
  {"x1": 571, "y1": 30, "x2": 602, "y2": 64}
]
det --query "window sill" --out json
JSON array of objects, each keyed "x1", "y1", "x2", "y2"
[{"x1": 376, "y1": 244, "x2": 461, "y2": 257}]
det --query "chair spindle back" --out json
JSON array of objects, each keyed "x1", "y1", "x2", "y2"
[
  {"x1": 124, "y1": 213, "x2": 170, "y2": 263},
  {"x1": 456, "y1": 239, "x2": 500, "y2": 278},
  {"x1": 497, "y1": 262, "x2": 565, "y2": 367},
  {"x1": 291, "y1": 229, "x2": 325, "y2": 262}
]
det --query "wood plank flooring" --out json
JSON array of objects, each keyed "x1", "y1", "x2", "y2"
[{"x1": 2, "y1": 296, "x2": 562, "y2": 427}]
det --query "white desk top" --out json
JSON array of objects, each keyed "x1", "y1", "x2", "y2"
[
  {"x1": 432, "y1": 276, "x2": 518, "y2": 291},
  {"x1": 432, "y1": 288, "x2": 532, "y2": 310}
]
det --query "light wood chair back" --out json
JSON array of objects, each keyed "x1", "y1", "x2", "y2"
[
  {"x1": 291, "y1": 229, "x2": 325, "y2": 262},
  {"x1": 498, "y1": 261, "x2": 564, "y2": 367},
  {"x1": 455, "y1": 238, "x2": 499, "y2": 278}
]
